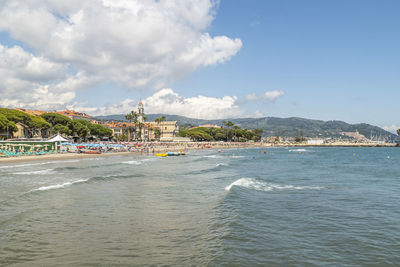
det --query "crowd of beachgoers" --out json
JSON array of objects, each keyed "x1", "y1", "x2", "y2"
[
  {"x1": 63, "y1": 141, "x2": 267, "y2": 153},
  {"x1": 0, "y1": 141, "x2": 267, "y2": 160}
]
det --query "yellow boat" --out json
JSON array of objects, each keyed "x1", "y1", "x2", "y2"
[{"x1": 156, "y1": 153, "x2": 168, "y2": 157}]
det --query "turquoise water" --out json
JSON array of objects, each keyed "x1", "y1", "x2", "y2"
[{"x1": 0, "y1": 147, "x2": 399, "y2": 266}]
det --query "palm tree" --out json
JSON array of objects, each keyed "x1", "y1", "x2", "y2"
[
  {"x1": 226, "y1": 121, "x2": 234, "y2": 128},
  {"x1": 147, "y1": 125, "x2": 153, "y2": 141},
  {"x1": 125, "y1": 110, "x2": 138, "y2": 141},
  {"x1": 137, "y1": 122, "x2": 144, "y2": 140},
  {"x1": 155, "y1": 116, "x2": 166, "y2": 140}
]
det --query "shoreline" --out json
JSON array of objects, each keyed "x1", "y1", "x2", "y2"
[
  {"x1": 0, "y1": 142, "x2": 266, "y2": 164},
  {"x1": 0, "y1": 142, "x2": 397, "y2": 164}
]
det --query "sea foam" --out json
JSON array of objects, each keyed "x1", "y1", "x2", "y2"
[
  {"x1": 230, "y1": 155, "x2": 245, "y2": 159},
  {"x1": 289, "y1": 149, "x2": 309, "y2": 152},
  {"x1": 216, "y1": 163, "x2": 229, "y2": 167},
  {"x1": 12, "y1": 168, "x2": 56, "y2": 175},
  {"x1": 203, "y1": 155, "x2": 223, "y2": 159},
  {"x1": 29, "y1": 179, "x2": 89, "y2": 192},
  {"x1": 225, "y1": 178, "x2": 323, "y2": 192},
  {"x1": 122, "y1": 160, "x2": 142, "y2": 165},
  {"x1": 0, "y1": 159, "x2": 80, "y2": 169}
]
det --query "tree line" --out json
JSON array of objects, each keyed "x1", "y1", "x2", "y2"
[
  {"x1": 177, "y1": 121, "x2": 263, "y2": 142},
  {"x1": 40, "y1": 113, "x2": 113, "y2": 141},
  {"x1": 0, "y1": 108, "x2": 112, "y2": 141}
]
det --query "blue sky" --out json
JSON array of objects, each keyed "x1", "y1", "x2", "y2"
[
  {"x1": 0, "y1": 0, "x2": 398, "y2": 131},
  {"x1": 174, "y1": 0, "x2": 400, "y2": 127}
]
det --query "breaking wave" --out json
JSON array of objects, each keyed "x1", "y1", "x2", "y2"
[
  {"x1": 122, "y1": 160, "x2": 142, "y2": 165},
  {"x1": 12, "y1": 169, "x2": 56, "y2": 175},
  {"x1": 225, "y1": 178, "x2": 324, "y2": 192},
  {"x1": 24, "y1": 173, "x2": 145, "y2": 194},
  {"x1": 29, "y1": 179, "x2": 89, "y2": 192},
  {"x1": 289, "y1": 149, "x2": 310, "y2": 152},
  {"x1": 122, "y1": 158, "x2": 157, "y2": 165},
  {"x1": 216, "y1": 163, "x2": 229, "y2": 167},
  {"x1": 230, "y1": 155, "x2": 245, "y2": 159},
  {"x1": 0, "y1": 160, "x2": 80, "y2": 169},
  {"x1": 203, "y1": 155, "x2": 223, "y2": 159}
]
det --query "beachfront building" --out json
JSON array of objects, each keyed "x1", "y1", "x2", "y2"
[
  {"x1": 149, "y1": 121, "x2": 178, "y2": 141},
  {"x1": 101, "y1": 122, "x2": 135, "y2": 141},
  {"x1": 99, "y1": 121, "x2": 155, "y2": 141},
  {"x1": 56, "y1": 110, "x2": 93, "y2": 121},
  {"x1": 11, "y1": 122, "x2": 50, "y2": 140},
  {"x1": 135, "y1": 102, "x2": 179, "y2": 141},
  {"x1": 15, "y1": 108, "x2": 46, "y2": 116},
  {"x1": 14, "y1": 123, "x2": 30, "y2": 139}
]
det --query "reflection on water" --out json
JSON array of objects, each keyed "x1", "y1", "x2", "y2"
[{"x1": 1, "y1": 148, "x2": 400, "y2": 265}]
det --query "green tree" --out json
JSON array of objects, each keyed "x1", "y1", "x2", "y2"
[
  {"x1": 214, "y1": 128, "x2": 227, "y2": 141},
  {"x1": 0, "y1": 114, "x2": 17, "y2": 139},
  {"x1": 69, "y1": 120, "x2": 90, "y2": 141},
  {"x1": 115, "y1": 134, "x2": 128, "y2": 142},
  {"x1": 253, "y1": 128, "x2": 263, "y2": 136},
  {"x1": 177, "y1": 128, "x2": 188, "y2": 137},
  {"x1": 154, "y1": 128, "x2": 161, "y2": 139},
  {"x1": 125, "y1": 110, "x2": 138, "y2": 140},
  {"x1": 53, "y1": 124, "x2": 71, "y2": 135},
  {"x1": 41, "y1": 113, "x2": 71, "y2": 126},
  {"x1": 155, "y1": 116, "x2": 166, "y2": 140},
  {"x1": 74, "y1": 119, "x2": 112, "y2": 140},
  {"x1": 187, "y1": 129, "x2": 213, "y2": 141},
  {"x1": 224, "y1": 121, "x2": 234, "y2": 128},
  {"x1": 0, "y1": 108, "x2": 50, "y2": 137},
  {"x1": 136, "y1": 122, "x2": 144, "y2": 140}
]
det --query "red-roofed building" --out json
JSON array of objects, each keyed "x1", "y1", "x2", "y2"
[{"x1": 56, "y1": 110, "x2": 92, "y2": 121}]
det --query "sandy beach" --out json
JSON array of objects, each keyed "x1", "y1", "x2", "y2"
[
  {"x1": 0, "y1": 142, "x2": 269, "y2": 163},
  {"x1": 1, "y1": 141, "x2": 396, "y2": 164}
]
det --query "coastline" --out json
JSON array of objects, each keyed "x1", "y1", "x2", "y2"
[
  {"x1": 0, "y1": 142, "x2": 268, "y2": 163},
  {"x1": 0, "y1": 141, "x2": 396, "y2": 164}
]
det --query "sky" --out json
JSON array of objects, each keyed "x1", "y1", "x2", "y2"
[{"x1": 0, "y1": 0, "x2": 399, "y2": 132}]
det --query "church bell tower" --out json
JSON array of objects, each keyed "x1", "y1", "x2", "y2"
[{"x1": 137, "y1": 101, "x2": 144, "y2": 123}]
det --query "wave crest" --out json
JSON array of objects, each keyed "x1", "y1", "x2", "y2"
[
  {"x1": 289, "y1": 149, "x2": 309, "y2": 152},
  {"x1": 122, "y1": 160, "x2": 142, "y2": 165},
  {"x1": 216, "y1": 163, "x2": 229, "y2": 167},
  {"x1": 29, "y1": 179, "x2": 89, "y2": 192},
  {"x1": 13, "y1": 169, "x2": 55, "y2": 175},
  {"x1": 225, "y1": 178, "x2": 323, "y2": 192}
]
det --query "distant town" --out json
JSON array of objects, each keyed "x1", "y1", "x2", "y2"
[{"x1": 0, "y1": 102, "x2": 398, "y2": 146}]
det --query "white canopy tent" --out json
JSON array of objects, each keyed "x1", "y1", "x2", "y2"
[
  {"x1": 48, "y1": 134, "x2": 68, "y2": 142},
  {"x1": 48, "y1": 134, "x2": 68, "y2": 152}
]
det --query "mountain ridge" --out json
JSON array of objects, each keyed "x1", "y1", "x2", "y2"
[{"x1": 94, "y1": 114, "x2": 397, "y2": 140}]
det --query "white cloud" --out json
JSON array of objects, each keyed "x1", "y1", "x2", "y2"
[
  {"x1": 383, "y1": 125, "x2": 400, "y2": 135},
  {"x1": 253, "y1": 110, "x2": 265, "y2": 118},
  {"x1": 263, "y1": 90, "x2": 285, "y2": 101},
  {"x1": 0, "y1": 44, "x2": 84, "y2": 109},
  {"x1": 69, "y1": 98, "x2": 137, "y2": 117},
  {"x1": 73, "y1": 88, "x2": 245, "y2": 119},
  {"x1": 0, "y1": 0, "x2": 242, "y2": 109},
  {"x1": 244, "y1": 90, "x2": 285, "y2": 103},
  {"x1": 143, "y1": 88, "x2": 244, "y2": 119}
]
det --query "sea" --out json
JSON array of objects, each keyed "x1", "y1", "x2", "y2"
[{"x1": 0, "y1": 147, "x2": 399, "y2": 266}]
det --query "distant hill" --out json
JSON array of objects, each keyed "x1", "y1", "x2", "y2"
[{"x1": 94, "y1": 114, "x2": 397, "y2": 140}]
